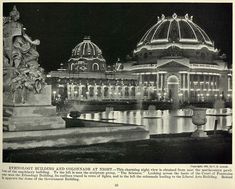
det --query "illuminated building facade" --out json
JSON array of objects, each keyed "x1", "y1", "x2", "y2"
[
  {"x1": 48, "y1": 36, "x2": 138, "y2": 101},
  {"x1": 47, "y1": 14, "x2": 232, "y2": 103}
]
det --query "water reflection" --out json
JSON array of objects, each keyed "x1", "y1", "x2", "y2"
[{"x1": 80, "y1": 109, "x2": 232, "y2": 135}]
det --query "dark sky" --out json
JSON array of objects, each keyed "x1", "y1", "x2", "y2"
[{"x1": 3, "y1": 3, "x2": 232, "y2": 72}]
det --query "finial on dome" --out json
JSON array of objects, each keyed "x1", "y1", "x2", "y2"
[
  {"x1": 172, "y1": 13, "x2": 177, "y2": 19},
  {"x1": 161, "y1": 14, "x2": 165, "y2": 20},
  {"x1": 84, "y1": 36, "x2": 91, "y2": 40},
  {"x1": 97, "y1": 49, "x2": 102, "y2": 55},
  {"x1": 190, "y1": 16, "x2": 193, "y2": 21},
  {"x1": 185, "y1": 13, "x2": 189, "y2": 20}
]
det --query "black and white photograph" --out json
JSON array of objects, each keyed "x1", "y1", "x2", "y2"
[{"x1": 2, "y1": 2, "x2": 232, "y2": 164}]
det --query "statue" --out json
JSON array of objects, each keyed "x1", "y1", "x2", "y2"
[
  {"x1": 3, "y1": 6, "x2": 45, "y2": 103},
  {"x1": 3, "y1": 6, "x2": 65, "y2": 132}
]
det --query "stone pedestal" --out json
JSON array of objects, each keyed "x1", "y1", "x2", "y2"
[
  {"x1": 3, "y1": 85, "x2": 65, "y2": 131},
  {"x1": 191, "y1": 125, "x2": 208, "y2": 138}
]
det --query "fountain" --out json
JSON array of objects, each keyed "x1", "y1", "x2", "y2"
[
  {"x1": 175, "y1": 109, "x2": 192, "y2": 117},
  {"x1": 100, "y1": 107, "x2": 115, "y2": 120},
  {"x1": 214, "y1": 98, "x2": 226, "y2": 115},
  {"x1": 143, "y1": 105, "x2": 162, "y2": 119}
]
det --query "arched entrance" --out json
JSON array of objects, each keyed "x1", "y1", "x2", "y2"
[{"x1": 167, "y1": 75, "x2": 179, "y2": 103}]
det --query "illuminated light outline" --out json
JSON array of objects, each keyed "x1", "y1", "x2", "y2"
[
  {"x1": 151, "y1": 20, "x2": 167, "y2": 41},
  {"x1": 134, "y1": 43, "x2": 217, "y2": 53},
  {"x1": 137, "y1": 16, "x2": 213, "y2": 46}
]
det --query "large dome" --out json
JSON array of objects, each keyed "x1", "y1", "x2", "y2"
[
  {"x1": 137, "y1": 13, "x2": 213, "y2": 48},
  {"x1": 71, "y1": 36, "x2": 104, "y2": 61}
]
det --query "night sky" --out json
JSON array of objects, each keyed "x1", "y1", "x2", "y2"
[{"x1": 3, "y1": 3, "x2": 232, "y2": 72}]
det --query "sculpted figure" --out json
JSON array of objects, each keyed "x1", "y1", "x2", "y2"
[
  {"x1": 8, "y1": 6, "x2": 41, "y2": 68},
  {"x1": 3, "y1": 6, "x2": 45, "y2": 103}
]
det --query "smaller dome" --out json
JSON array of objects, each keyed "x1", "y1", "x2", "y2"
[{"x1": 71, "y1": 36, "x2": 104, "y2": 61}]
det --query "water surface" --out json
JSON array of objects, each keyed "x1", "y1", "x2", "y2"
[{"x1": 79, "y1": 109, "x2": 232, "y2": 135}]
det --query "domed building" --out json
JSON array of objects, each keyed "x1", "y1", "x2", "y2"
[
  {"x1": 123, "y1": 13, "x2": 232, "y2": 103},
  {"x1": 68, "y1": 36, "x2": 106, "y2": 72},
  {"x1": 48, "y1": 14, "x2": 232, "y2": 105},
  {"x1": 48, "y1": 36, "x2": 138, "y2": 102}
]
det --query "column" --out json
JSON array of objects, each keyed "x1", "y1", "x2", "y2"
[
  {"x1": 69, "y1": 84, "x2": 73, "y2": 100},
  {"x1": 156, "y1": 73, "x2": 159, "y2": 90},
  {"x1": 101, "y1": 86, "x2": 105, "y2": 100},
  {"x1": 139, "y1": 74, "x2": 142, "y2": 85},
  {"x1": 215, "y1": 76, "x2": 218, "y2": 95},
  {"x1": 197, "y1": 74, "x2": 200, "y2": 101},
  {"x1": 66, "y1": 84, "x2": 69, "y2": 100},
  {"x1": 87, "y1": 86, "x2": 90, "y2": 100},
  {"x1": 182, "y1": 74, "x2": 185, "y2": 101},
  {"x1": 216, "y1": 76, "x2": 218, "y2": 90},
  {"x1": 135, "y1": 86, "x2": 138, "y2": 100},
  {"x1": 95, "y1": 85, "x2": 99, "y2": 101},
  {"x1": 215, "y1": 75, "x2": 217, "y2": 91},
  {"x1": 109, "y1": 86, "x2": 112, "y2": 99},
  {"x1": 147, "y1": 87, "x2": 150, "y2": 99},
  {"x1": 129, "y1": 87, "x2": 133, "y2": 99},
  {"x1": 212, "y1": 76, "x2": 215, "y2": 94},
  {"x1": 115, "y1": 86, "x2": 119, "y2": 100},
  {"x1": 159, "y1": 74, "x2": 161, "y2": 90},
  {"x1": 208, "y1": 75, "x2": 210, "y2": 91},
  {"x1": 213, "y1": 75, "x2": 217, "y2": 95},
  {"x1": 122, "y1": 86, "x2": 125, "y2": 99},
  {"x1": 187, "y1": 73, "x2": 190, "y2": 101},
  {"x1": 204, "y1": 74, "x2": 206, "y2": 92},
  {"x1": 93, "y1": 85, "x2": 96, "y2": 100},
  {"x1": 79, "y1": 86, "x2": 82, "y2": 100},
  {"x1": 182, "y1": 74, "x2": 185, "y2": 89}
]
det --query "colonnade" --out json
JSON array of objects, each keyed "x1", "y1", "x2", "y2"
[
  {"x1": 190, "y1": 74, "x2": 221, "y2": 101},
  {"x1": 67, "y1": 84, "x2": 136, "y2": 100},
  {"x1": 52, "y1": 72, "x2": 225, "y2": 102},
  {"x1": 66, "y1": 84, "x2": 166, "y2": 101}
]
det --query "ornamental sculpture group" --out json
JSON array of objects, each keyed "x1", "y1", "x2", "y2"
[
  {"x1": 3, "y1": 6, "x2": 65, "y2": 132},
  {"x1": 3, "y1": 6, "x2": 45, "y2": 103}
]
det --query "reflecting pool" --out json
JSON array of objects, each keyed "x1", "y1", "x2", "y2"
[{"x1": 79, "y1": 108, "x2": 232, "y2": 135}]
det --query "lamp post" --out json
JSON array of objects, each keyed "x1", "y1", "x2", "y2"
[
  {"x1": 179, "y1": 92, "x2": 183, "y2": 103},
  {"x1": 201, "y1": 93, "x2": 204, "y2": 102},
  {"x1": 158, "y1": 93, "x2": 161, "y2": 101},
  {"x1": 214, "y1": 94, "x2": 218, "y2": 101},
  {"x1": 53, "y1": 91, "x2": 56, "y2": 100},
  {"x1": 163, "y1": 92, "x2": 167, "y2": 101},
  {"x1": 109, "y1": 91, "x2": 112, "y2": 100},
  {"x1": 74, "y1": 91, "x2": 78, "y2": 99},
  {"x1": 86, "y1": 91, "x2": 89, "y2": 100},
  {"x1": 227, "y1": 94, "x2": 231, "y2": 102},
  {"x1": 95, "y1": 92, "x2": 98, "y2": 101},
  {"x1": 206, "y1": 93, "x2": 209, "y2": 102}
]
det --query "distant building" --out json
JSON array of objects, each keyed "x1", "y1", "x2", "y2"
[
  {"x1": 47, "y1": 36, "x2": 138, "y2": 101},
  {"x1": 47, "y1": 14, "x2": 232, "y2": 103}
]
